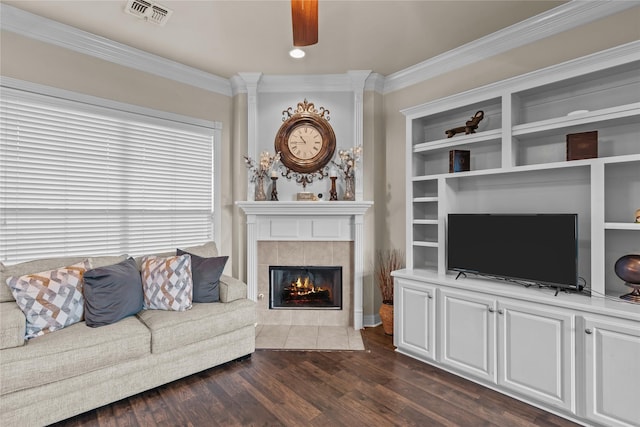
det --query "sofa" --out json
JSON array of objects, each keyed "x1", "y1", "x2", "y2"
[{"x1": 0, "y1": 241, "x2": 256, "y2": 427}]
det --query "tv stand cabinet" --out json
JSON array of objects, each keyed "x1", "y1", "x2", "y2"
[
  {"x1": 393, "y1": 271, "x2": 640, "y2": 427},
  {"x1": 396, "y1": 42, "x2": 640, "y2": 427}
]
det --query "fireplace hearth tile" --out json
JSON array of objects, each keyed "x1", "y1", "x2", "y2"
[
  {"x1": 257, "y1": 324, "x2": 290, "y2": 337},
  {"x1": 256, "y1": 334, "x2": 288, "y2": 349},
  {"x1": 316, "y1": 334, "x2": 349, "y2": 350},
  {"x1": 284, "y1": 334, "x2": 318, "y2": 349},
  {"x1": 256, "y1": 325, "x2": 365, "y2": 351},
  {"x1": 290, "y1": 325, "x2": 319, "y2": 336},
  {"x1": 318, "y1": 325, "x2": 348, "y2": 338}
]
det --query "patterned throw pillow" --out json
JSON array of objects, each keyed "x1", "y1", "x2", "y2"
[
  {"x1": 6, "y1": 260, "x2": 91, "y2": 339},
  {"x1": 140, "y1": 255, "x2": 193, "y2": 311}
]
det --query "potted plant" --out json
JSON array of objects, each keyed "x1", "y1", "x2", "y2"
[{"x1": 376, "y1": 249, "x2": 404, "y2": 335}]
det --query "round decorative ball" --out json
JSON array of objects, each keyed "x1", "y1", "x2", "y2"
[{"x1": 614, "y1": 254, "x2": 640, "y2": 284}]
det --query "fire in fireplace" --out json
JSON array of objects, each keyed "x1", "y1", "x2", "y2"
[{"x1": 269, "y1": 266, "x2": 342, "y2": 309}]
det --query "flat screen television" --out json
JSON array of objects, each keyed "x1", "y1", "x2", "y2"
[{"x1": 447, "y1": 214, "x2": 578, "y2": 289}]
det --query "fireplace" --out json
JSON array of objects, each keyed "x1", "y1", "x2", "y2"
[{"x1": 269, "y1": 266, "x2": 342, "y2": 310}]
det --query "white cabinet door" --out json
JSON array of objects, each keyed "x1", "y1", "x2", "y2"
[
  {"x1": 395, "y1": 279, "x2": 436, "y2": 360},
  {"x1": 440, "y1": 289, "x2": 496, "y2": 382},
  {"x1": 584, "y1": 316, "x2": 640, "y2": 427},
  {"x1": 497, "y1": 300, "x2": 575, "y2": 412}
]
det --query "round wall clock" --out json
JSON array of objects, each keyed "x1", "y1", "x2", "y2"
[{"x1": 275, "y1": 99, "x2": 336, "y2": 175}]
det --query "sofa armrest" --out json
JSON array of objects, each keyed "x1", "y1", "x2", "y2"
[
  {"x1": 219, "y1": 275, "x2": 247, "y2": 302},
  {"x1": 0, "y1": 302, "x2": 26, "y2": 349}
]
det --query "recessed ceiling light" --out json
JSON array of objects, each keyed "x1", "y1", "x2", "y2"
[{"x1": 289, "y1": 48, "x2": 305, "y2": 59}]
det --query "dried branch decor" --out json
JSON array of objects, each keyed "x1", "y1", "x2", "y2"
[{"x1": 376, "y1": 249, "x2": 405, "y2": 304}]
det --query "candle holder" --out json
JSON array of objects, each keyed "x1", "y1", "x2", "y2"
[
  {"x1": 329, "y1": 176, "x2": 338, "y2": 201},
  {"x1": 270, "y1": 176, "x2": 279, "y2": 201}
]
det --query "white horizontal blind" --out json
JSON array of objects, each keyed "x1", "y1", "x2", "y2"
[{"x1": 0, "y1": 88, "x2": 214, "y2": 264}]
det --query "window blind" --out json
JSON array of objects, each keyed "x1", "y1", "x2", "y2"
[{"x1": 0, "y1": 88, "x2": 215, "y2": 264}]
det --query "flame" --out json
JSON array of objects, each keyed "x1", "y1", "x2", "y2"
[{"x1": 289, "y1": 276, "x2": 325, "y2": 295}]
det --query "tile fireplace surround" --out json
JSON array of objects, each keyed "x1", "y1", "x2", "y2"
[{"x1": 237, "y1": 201, "x2": 372, "y2": 329}]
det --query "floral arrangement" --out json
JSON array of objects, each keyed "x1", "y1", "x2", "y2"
[
  {"x1": 332, "y1": 145, "x2": 362, "y2": 177},
  {"x1": 244, "y1": 151, "x2": 280, "y2": 182}
]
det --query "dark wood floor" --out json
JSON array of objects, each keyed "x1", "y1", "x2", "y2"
[{"x1": 51, "y1": 326, "x2": 579, "y2": 427}]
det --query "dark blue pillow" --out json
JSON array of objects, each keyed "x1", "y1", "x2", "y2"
[
  {"x1": 177, "y1": 249, "x2": 228, "y2": 303},
  {"x1": 83, "y1": 257, "x2": 143, "y2": 327}
]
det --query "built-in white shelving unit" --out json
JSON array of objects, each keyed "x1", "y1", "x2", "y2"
[
  {"x1": 395, "y1": 42, "x2": 640, "y2": 427},
  {"x1": 402, "y1": 41, "x2": 640, "y2": 299}
]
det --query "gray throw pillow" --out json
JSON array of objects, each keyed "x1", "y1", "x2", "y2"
[
  {"x1": 177, "y1": 249, "x2": 228, "y2": 303},
  {"x1": 83, "y1": 257, "x2": 143, "y2": 327}
]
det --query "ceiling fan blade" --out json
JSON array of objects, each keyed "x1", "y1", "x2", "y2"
[{"x1": 291, "y1": 0, "x2": 318, "y2": 47}]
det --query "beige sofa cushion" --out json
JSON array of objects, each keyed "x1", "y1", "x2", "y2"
[
  {"x1": 136, "y1": 299, "x2": 256, "y2": 354},
  {"x1": 0, "y1": 302, "x2": 26, "y2": 349},
  {"x1": 220, "y1": 274, "x2": 248, "y2": 302},
  {"x1": 0, "y1": 316, "x2": 150, "y2": 396},
  {"x1": 1, "y1": 255, "x2": 126, "y2": 303}
]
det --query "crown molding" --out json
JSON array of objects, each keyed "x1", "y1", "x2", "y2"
[
  {"x1": 2, "y1": 1, "x2": 636, "y2": 98},
  {"x1": 384, "y1": 0, "x2": 639, "y2": 94},
  {"x1": 230, "y1": 71, "x2": 385, "y2": 96},
  {"x1": 258, "y1": 73, "x2": 358, "y2": 93},
  {"x1": 0, "y1": 3, "x2": 232, "y2": 97},
  {"x1": 400, "y1": 40, "x2": 640, "y2": 118}
]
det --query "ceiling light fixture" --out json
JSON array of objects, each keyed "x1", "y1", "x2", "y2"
[
  {"x1": 291, "y1": 0, "x2": 318, "y2": 46},
  {"x1": 289, "y1": 48, "x2": 306, "y2": 59}
]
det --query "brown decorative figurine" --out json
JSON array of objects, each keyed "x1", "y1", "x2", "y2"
[
  {"x1": 445, "y1": 110, "x2": 484, "y2": 138},
  {"x1": 270, "y1": 176, "x2": 278, "y2": 201},
  {"x1": 329, "y1": 176, "x2": 338, "y2": 201}
]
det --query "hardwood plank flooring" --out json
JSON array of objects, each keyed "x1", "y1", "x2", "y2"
[{"x1": 50, "y1": 326, "x2": 579, "y2": 427}]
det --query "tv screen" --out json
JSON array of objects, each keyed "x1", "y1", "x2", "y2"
[{"x1": 447, "y1": 214, "x2": 578, "y2": 289}]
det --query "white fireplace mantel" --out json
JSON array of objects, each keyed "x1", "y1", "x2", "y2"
[{"x1": 237, "y1": 201, "x2": 373, "y2": 329}]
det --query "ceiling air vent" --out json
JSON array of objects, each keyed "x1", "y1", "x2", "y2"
[{"x1": 125, "y1": 0, "x2": 173, "y2": 26}]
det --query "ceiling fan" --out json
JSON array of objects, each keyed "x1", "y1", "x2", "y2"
[{"x1": 291, "y1": 0, "x2": 318, "y2": 46}]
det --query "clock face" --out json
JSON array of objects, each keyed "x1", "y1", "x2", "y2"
[
  {"x1": 287, "y1": 125, "x2": 323, "y2": 160},
  {"x1": 274, "y1": 104, "x2": 336, "y2": 174}
]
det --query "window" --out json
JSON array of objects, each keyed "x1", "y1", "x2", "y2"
[{"x1": 0, "y1": 83, "x2": 220, "y2": 264}]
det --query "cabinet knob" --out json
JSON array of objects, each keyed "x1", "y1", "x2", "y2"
[
  {"x1": 428, "y1": 294, "x2": 433, "y2": 299},
  {"x1": 488, "y1": 307, "x2": 495, "y2": 313},
  {"x1": 498, "y1": 309, "x2": 504, "y2": 315},
  {"x1": 585, "y1": 328, "x2": 593, "y2": 335}
]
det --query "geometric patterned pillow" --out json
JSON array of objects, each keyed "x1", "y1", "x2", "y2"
[
  {"x1": 140, "y1": 255, "x2": 192, "y2": 311},
  {"x1": 6, "y1": 260, "x2": 91, "y2": 340}
]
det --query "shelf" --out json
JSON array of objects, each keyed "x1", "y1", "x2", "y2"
[
  {"x1": 413, "y1": 197, "x2": 438, "y2": 203},
  {"x1": 413, "y1": 241, "x2": 439, "y2": 248},
  {"x1": 413, "y1": 129, "x2": 502, "y2": 153},
  {"x1": 512, "y1": 103, "x2": 640, "y2": 138},
  {"x1": 605, "y1": 223, "x2": 640, "y2": 230},
  {"x1": 413, "y1": 219, "x2": 438, "y2": 225},
  {"x1": 412, "y1": 154, "x2": 640, "y2": 181}
]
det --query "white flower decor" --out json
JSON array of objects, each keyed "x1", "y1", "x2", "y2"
[
  {"x1": 244, "y1": 151, "x2": 280, "y2": 182},
  {"x1": 333, "y1": 145, "x2": 362, "y2": 178}
]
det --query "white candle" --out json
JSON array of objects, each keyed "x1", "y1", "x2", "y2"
[
  {"x1": 330, "y1": 167, "x2": 337, "y2": 178},
  {"x1": 271, "y1": 170, "x2": 277, "y2": 178}
]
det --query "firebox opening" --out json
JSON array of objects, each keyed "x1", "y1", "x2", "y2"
[{"x1": 269, "y1": 266, "x2": 342, "y2": 310}]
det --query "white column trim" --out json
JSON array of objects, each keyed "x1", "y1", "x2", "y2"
[
  {"x1": 237, "y1": 73, "x2": 262, "y2": 201},
  {"x1": 348, "y1": 71, "x2": 371, "y2": 201},
  {"x1": 244, "y1": 214, "x2": 258, "y2": 302},
  {"x1": 353, "y1": 211, "x2": 366, "y2": 329}
]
